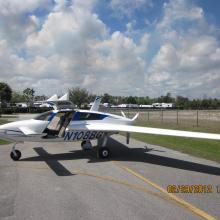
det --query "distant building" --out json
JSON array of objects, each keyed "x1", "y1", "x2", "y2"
[
  {"x1": 117, "y1": 104, "x2": 139, "y2": 108},
  {"x1": 139, "y1": 105, "x2": 153, "y2": 108},
  {"x1": 152, "y1": 103, "x2": 175, "y2": 108},
  {"x1": 117, "y1": 104, "x2": 128, "y2": 108},
  {"x1": 103, "y1": 103, "x2": 111, "y2": 107},
  {"x1": 33, "y1": 101, "x2": 44, "y2": 107},
  {"x1": 15, "y1": 102, "x2": 28, "y2": 108}
]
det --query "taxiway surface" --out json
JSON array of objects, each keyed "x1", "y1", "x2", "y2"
[{"x1": 0, "y1": 135, "x2": 219, "y2": 220}]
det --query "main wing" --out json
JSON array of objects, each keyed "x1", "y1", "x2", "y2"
[
  {"x1": 18, "y1": 127, "x2": 45, "y2": 136},
  {"x1": 70, "y1": 122, "x2": 220, "y2": 140}
]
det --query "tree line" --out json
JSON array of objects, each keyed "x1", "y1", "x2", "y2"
[
  {"x1": 1, "y1": 82, "x2": 220, "y2": 109},
  {"x1": 101, "y1": 92, "x2": 220, "y2": 109}
]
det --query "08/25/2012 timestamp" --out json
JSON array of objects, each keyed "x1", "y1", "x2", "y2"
[{"x1": 167, "y1": 184, "x2": 220, "y2": 193}]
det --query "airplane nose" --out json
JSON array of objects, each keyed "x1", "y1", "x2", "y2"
[
  {"x1": 0, "y1": 125, "x2": 6, "y2": 135},
  {"x1": 0, "y1": 124, "x2": 6, "y2": 130},
  {"x1": 0, "y1": 124, "x2": 6, "y2": 132},
  {"x1": 0, "y1": 123, "x2": 11, "y2": 132}
]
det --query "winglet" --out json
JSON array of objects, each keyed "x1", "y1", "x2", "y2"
[
  {"x1": 90, "y1": 96, "x2": 101, "y2": 111},
  {"x1": 121, "y1": 111, "x2": 126, "y2": 118},
  {"x1": 132, "y1": 113, "x2": 139, "y2": 121}
]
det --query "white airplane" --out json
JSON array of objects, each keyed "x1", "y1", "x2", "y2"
[
  {"x1": 39, "y1": 93, "x2": 74, "y2": 109},
  {"x1": 0, "y1": 97, "x2": 220, "y2": 161}
]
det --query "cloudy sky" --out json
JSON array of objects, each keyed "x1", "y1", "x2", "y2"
[{"x1": 0, "y1": 0, "x2": 220, "y2": 98}]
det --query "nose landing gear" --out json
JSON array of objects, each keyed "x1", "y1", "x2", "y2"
[{"x1": 10, "y1": 143, "x2": 21, "y2": 161}]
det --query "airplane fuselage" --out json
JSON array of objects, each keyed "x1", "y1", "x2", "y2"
[{"x1": 0, "y1": 109, "x2": 133, "y2": 143}]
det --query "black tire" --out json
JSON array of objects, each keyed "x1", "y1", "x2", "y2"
[
  {"x1": 10, "y1": 150, "x2": 21, "y2": 161},
  {"x1": 81, "y1": 141, "x2": 87, "y2": 147},
  {"x1": 98, "y1": 147, "x2": 110, "y2": 159},
  {"x1": 81, "y1": 140, "x2": 92, "y2": 150}
]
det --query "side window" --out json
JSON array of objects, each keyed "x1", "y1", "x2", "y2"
[
  {"x1": 79, "y1": 113, "x2": 91, "y2": 120},
  {"x1": 79, "y1": 113, "x2": 101, "y2": 120},
  {"x1": 47, "y1": 113, "x2": 66, "y2": 131},
  {"x1": 88, "y1": 113, "x2": 101, "y2": 120}
]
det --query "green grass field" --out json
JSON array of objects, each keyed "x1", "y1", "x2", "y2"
[
  {"x1": 131, "y1": 121, "x2": 220, "y2": 163},
  {"x1": 0, "y1": 118, "x2": 10, "y2": 125},
  {"x1": 0, "y1": 139, "x2": 10, "y2": 145}
]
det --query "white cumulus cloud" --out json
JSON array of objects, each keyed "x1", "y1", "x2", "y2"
[
  {"x1": 145, "y1": 0, "x2": 220, "y2": 98},
  {"x1": 0, "y1": 0, "x2": 220, "y2": 98}
]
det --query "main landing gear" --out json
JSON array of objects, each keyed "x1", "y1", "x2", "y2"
[
  {"x1": 98, "y1": 147, "x2": 110, "y2": 159},
  {"x1": 97, "y1": 134, "x2": 110, "y2": 159},
  {"x1": 81, "y1": 140, "x2": 92, "y2": 150},
  {"x1": 81, "y1": 134, "x2": 111, "y2": 159},
  {"x1": 10, "y1": 143, "x2": 22, "y2": 161}
]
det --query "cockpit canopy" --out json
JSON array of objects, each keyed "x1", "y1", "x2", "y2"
[
  {"x1": 34, "y1": 110, "x2": 76, "y2": 138},
  {"x1": 34, "y1": 110, "x2": 75, "y2": 121},
  {"x1": 34, "y1": 111, "x2": 54, "y2": 121}
]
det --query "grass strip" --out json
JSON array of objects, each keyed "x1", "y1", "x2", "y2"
[{"x1": 131, "y1": 122, "x2": 220, "y2": 163}]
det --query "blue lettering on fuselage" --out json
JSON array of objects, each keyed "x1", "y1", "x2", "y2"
[
  {"x1": 64, "y1": 132, "x2": 73, "y2": 141},
  {"x1": 63, "y1": 131, "x2": 104, "y2": 141}
]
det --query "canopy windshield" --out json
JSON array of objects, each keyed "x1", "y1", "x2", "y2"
[{"x1": 34, "y1": 111, "x2": 54, "y2": 121}]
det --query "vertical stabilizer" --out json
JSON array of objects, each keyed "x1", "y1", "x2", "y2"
[{"x1": 90, "y1": 96, "x2": 101, "y2": 111}]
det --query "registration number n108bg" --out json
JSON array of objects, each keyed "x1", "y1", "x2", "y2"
[{"x1": 64, "y1": 130, "x2": 104, "y2": 141}]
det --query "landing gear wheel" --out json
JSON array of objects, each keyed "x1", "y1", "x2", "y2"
[
  {"x1": 81, "y1": 140, "x2": 86, "y2": 147},
  {"x1": 98, "y1": 147, "x2": 110, "y2": 159},
  {"x1": 81, "y1": 140, "x2": 92, "y2": 150},
  {"x1": 10, "y1": 150, "x2": 21, "y2": 161}
]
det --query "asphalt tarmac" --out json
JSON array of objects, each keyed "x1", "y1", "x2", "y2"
[{"x1": 0, "y1": 135, "x2": 219, "y2": 220}]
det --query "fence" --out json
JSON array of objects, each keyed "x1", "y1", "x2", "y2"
[
  {"x1": 102, "y1": 108, "x2": 220, "y2": 132},
  {"x1": 0, "y1": 107, "x2": 53, "y2": 115}
]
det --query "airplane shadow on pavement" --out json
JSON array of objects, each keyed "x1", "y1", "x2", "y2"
[{"x1": 20, "y1": 137, "x2": 220, "y2": 176}]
